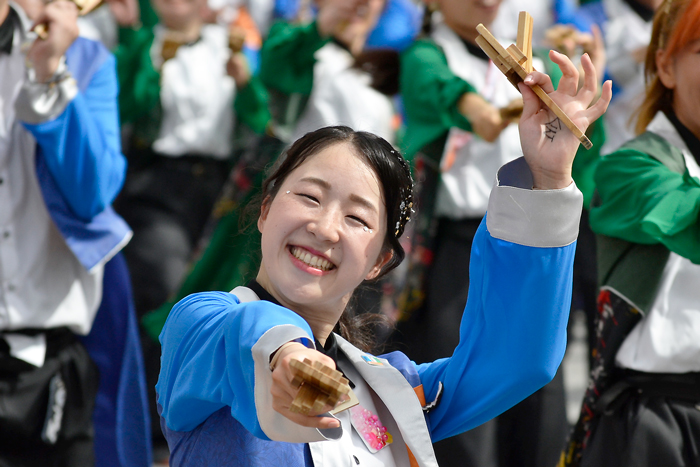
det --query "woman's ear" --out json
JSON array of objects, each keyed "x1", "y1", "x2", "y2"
[
  {"x1": 656, "y1": 49, "x2": 676, "y2": 90},
  {"x1": 257, "y1": 196, "x2": 271, "y2": 233},
  {"x1": 365, "y1": 250, "x2": 393, "y2": 281}
]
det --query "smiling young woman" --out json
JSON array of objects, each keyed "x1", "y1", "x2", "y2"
[{"x1": 155, "y1": 44, "x2": 611, "y2": 465}]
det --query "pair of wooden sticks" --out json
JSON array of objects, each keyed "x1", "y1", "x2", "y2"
[{"x1": 476, "y1": 12, "x2": 593, "y2": 150}]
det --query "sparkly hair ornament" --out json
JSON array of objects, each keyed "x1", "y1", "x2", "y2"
[{"x1": 390, "y1": 149, "x2": 414, "y2": 238}]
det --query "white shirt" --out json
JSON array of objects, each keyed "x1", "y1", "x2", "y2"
[
  {"x1": 291, "y1": 42, "x2": 396, "y2": 146},
  {"x1": 615, "y1": 113, "x2": 700, "y2": 373},
  {"x1": 0, "y1": 6, "x2": 103, "y2": 339},
  {"x1": 150, "y1": 24, "x2": 236, "y2": 159},
  {"x1": 431, "y1": 19, "x2": 526, "y2": 219},
  {"x1": 601, "y1": 0, "x2": 653, "y2": 154}
]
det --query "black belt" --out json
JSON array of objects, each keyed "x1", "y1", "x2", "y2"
[{"x1": 594, "y1": 369, "x2": 700, "y2": 415}]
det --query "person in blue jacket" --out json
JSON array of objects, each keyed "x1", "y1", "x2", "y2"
[
  {"x1": 156, "y1": 52, "x2": 612, "y2": 466},
  {"x1": 0, "y1": 1, "x2": 148, "y2": 465}
]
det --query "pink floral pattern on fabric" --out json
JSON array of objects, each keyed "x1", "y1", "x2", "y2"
[{"x1": 349, "y1": 405, "x2": 393, "y2": 453}]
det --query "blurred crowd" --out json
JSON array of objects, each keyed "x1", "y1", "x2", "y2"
[{"x1": 0, "y1": 0, "x2": 698, "y2": 465}]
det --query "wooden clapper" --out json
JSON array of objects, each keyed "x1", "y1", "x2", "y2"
[
  {"x1": 289, "y1": 358, "x2": 355, "y2": 416},
  {"x1": 34, "y1": 0, "x2": 104, "y2": 39},
  {"x1": 476, "y1": 12, "x2": 593, "y2": 149}
]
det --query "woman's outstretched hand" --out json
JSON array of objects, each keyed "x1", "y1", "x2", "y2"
[
  {"x1": 518, "y1": 50, "x2": 612, "y2": 190},
  {"x1": 270, "y1": 343, "x2": 342, "y2": 430}
]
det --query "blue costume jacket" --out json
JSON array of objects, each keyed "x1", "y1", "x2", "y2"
[
  {"x1": 19, "y1": 35, "x2": 150, "y2": 467},
  {"x1": 157, "y1": 158, "x2": 582, "y2": 466}
]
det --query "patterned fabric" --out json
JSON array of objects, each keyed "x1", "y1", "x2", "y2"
[{"x1": 559, "y1": 288, "x2": 642, "y2": 467}]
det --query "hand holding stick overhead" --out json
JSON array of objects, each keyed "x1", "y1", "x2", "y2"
[{"x1": 518, "y1": 52, "x2": 612, "y2": 190}]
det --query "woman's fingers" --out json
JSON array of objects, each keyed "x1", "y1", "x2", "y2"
[
  {"x1": 518, "y1": 81, "x2": 543, "y2": 122},
  {"x1": 577, "y1": 53, "x2": 598, "y2": 105},
  {"x1": 584, "y1": 79, "x2": 613, "y2": 123},
  {"x1": 549, "y1": 49, "x2": 579, "y2": 96}
]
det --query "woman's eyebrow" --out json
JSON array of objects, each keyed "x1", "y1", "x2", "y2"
[
  {"x1": 349, "y1": 194, "x2": 378, "y2": 214},
  {"x1": 298, "y1": 177, "x2": 378, "y2": 213},
  {"x1": 299, "y1": 176, "x2": 331, "y2": 189}
]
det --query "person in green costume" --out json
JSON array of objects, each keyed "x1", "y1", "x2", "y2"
[
  {"x1": 562, "y1": 1, "x2": 700, "y2": 466},
  {"x1": 390, "y1": 1, "x2": 608, "y2": 466},
  {"x1": 113, "y1": 0, "x2": 270, "y2": 458}
]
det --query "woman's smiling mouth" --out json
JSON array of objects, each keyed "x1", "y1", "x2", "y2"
[{"x1": 289, "y1": 246, "x2": 336, "y2": 272}]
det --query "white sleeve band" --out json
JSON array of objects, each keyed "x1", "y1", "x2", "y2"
[
  {"x1": 15, "y1": 58, "x2": 78, "y2": 124},
  {"x1": 486, "y1": 157, "x2": 583, "y2": 247},
  {"x1": 252, "y1": 324, "x2": 342, "y2": 442}
]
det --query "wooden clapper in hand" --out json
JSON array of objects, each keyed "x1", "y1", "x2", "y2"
[
  {"x1": 289, "y1": 359, "x2": 358, "y2": 416},
  {"x1": 34, "y1": 0, "x2": 104, "y2": 39},
  {"x1": 475, "y1": 12, "x2": 593, "y2": 149}
]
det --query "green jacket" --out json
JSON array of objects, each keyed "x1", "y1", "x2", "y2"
[
  {"x1": 114, "y1": 26, "x2": 270, "y2": 135},
  {"x1": 590, "y1": 129, "x2": 700, "y2": 312}
]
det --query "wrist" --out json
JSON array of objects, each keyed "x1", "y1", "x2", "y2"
[
  {"x1": 30, "y1": 56, "x2": 63, "y2": 83},
  {"x1": 531, "y1": 170, "x2": 573, "y2": 190},
  {"x1": 269, "y1": 341, "x2": 309, "y2": 371}
]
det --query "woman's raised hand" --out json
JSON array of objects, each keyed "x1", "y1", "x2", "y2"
[
  {"x1": 518, "y1": 51, "x2": 612, "y2": 190},
  {"x1": 270, "y1": 343, "x2": 342, "y2": 430}
]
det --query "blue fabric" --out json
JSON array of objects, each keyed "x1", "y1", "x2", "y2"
[
  {"x1": 158, "y1": 292, "x2": 314, "y2": 436},
  {"x1": 26, "y1": 37, "x2": 130, "y2": 271},
  {"x1": 380, "y1": 351, "x2": 421, "y2": 388},
  {"x1": 20, "y1": 37, "x2": 145, "y2": 466},
  {"x1": 25, "y1": 39, "x2": 127, "y2": 221},
  {"x1": 161, "y1": 404, "x2": 308, "y2": 466},
  {"x1": 419, "y1": 219, "x2": 574, "y2": 442},
  {"x1": 35, "y1": 154, "x2": 130, "y2": 270},
  {"x1": 80, "y1": 253, "x2": 152, "y2": 467},
  {"x1": 157, "y1": 219, "x2": 575, "y2": 465},
  {"x1": 365, "y1": 0, "x2": 423, "y2": 52}
]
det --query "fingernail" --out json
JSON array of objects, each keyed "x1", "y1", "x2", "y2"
[
  {"x1": 329, "y1": 419, "x2": 340, "y2": 428},
  {"x1": 524, "y1": 76, "x2": 533, "y2": 84}
]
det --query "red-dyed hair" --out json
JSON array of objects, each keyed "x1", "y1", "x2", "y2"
[{"x1": 635, "y1": 0, "x2": 700, "y2": 133}]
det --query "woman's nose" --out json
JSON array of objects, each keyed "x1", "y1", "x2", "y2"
[{"x1": 308, "y1": 208, "x2": 341, "y2": 243}]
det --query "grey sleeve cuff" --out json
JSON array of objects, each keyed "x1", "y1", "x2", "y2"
[
  {"x1": 252, "y1": 325, "x2": 342, "y2": 442},
  {"x1": 15, "y1": 58, "x2": 78, "y2": 124},
  {"x1": 486, "y1": 157, "x2": 583, "y2": 247}
]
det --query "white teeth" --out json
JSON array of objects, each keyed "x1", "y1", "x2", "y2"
[{"x1": 291, "y1": 246, "x2": 334, "y2": 271}]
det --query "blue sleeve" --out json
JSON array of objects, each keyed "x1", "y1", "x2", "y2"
[
  {"x1": 156, "y1": 292, "x2": 314, "y2": 438},
  {"x1": 22, "y1": 54, "x2": 126, "y2": 220},
  {"x1": 420, "y1": 220, "x2": 574, "y2": 441}
]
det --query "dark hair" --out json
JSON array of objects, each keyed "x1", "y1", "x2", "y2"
[
  {"x1": 260, "y1": 126, "x2": 413, "y2": 352},
  {"x1": 262, "y1": 126, "x2": 413, "y2": 278}
]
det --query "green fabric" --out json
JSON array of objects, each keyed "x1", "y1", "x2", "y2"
[
  {"x1": 115, "y1": 26, "x2": 269, "y2": 135},
  {"x1": 572, "y1": 119, "x2": 605, "y2": 208},
  {"x1": 259, "y1": 20, "x2": 329, "y2": 96},
  {"x1": 142, "y1": 201, "x2": 263, "y2": 341},
  {"x1": 141, "y1": 136, "x2": 287, "y2": 342},
  {"x1": 114, "y1": 27, "x2": 160, "y2": 126},
  {"x1": 235, "y1": 76, "x2": 271, "y2": 134},
  {"x1": 399, "y1": 38, "x2": 476, "y2": 159},
  {"x1": 138, "y1": 0, "x2": 158, "y2": 30},
  {"x1": 589, "y1": 130, "x2": 700, "y2": 311}
]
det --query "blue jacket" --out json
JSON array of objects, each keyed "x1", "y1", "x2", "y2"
[
  {"x1": 157, "y1": 157, "x2": 582, "y2": 466},
  {"x1": 23, "y1": 36, "x2": 131, "y2": 271}
]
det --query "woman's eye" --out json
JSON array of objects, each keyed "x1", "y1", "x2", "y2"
[
  {"x1": 296, "y1": 193, "x2": 319, "y2": 203},
  {"x1": 348, "y1": 215, "x2": 369, "y2": 228}
]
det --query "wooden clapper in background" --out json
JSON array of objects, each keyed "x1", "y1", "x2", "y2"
[
  {"x1": 475, "y1": 12, "x2": 593, "y2": 149},
  {"x1": 34, "y1": 0, "x2": 104, "y2": 39}
]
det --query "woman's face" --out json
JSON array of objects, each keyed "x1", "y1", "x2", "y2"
[
  {"x1": 257, "y1": 142, "x2": 391, "y2": 316},
  {"x1": 333, "y1": 0, "x2": 385, "y2": 54},
  {"x1": 659, "y1": 38, "x2": 700, "y2": 138},
  {"x1": 439, "y1": 0, "x2": 502, "y2": 42}
]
